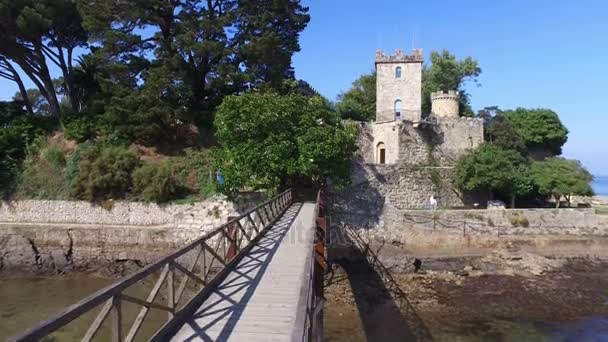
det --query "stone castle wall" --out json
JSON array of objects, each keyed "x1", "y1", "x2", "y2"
[
  {"x1": 407, "y1": 117, "x2": 484, "y2": 165},
  {"x1": 349, "y1": 118, "x2": 484, "y2": 210}
]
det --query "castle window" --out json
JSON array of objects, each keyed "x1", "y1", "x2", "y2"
[
  {"x1": 394, "y1": 99, "x2": 402, "y2": 119},
  {"x1": 395, "y1": 66, "x2": 402, "y2": 79},
  {"x1": 376, "y1": 142, "x2": 386, "y2": 164}
]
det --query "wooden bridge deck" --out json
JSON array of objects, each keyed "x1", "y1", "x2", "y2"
[{"x1": 170, "y1": 202, "x2": 316, "y2": 342}]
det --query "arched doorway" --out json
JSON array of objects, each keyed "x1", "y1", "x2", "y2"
[{"x1": 376, "y1": 142, "x2": 386, "y2": 164}]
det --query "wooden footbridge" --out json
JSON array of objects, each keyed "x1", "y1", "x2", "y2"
[{"x1": 11, "y1": 189, "x2": 328, "y2": 342}]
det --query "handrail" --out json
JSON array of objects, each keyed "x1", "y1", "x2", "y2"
[
  {"x1": 292, "y1": 189, "x2": 327, "y2": 342},
  {"x1": 10, "y1": 189, "x2": 293, "y2": 342}
]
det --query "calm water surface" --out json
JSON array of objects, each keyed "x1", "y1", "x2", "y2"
[
  {"x1": 0, "y1": 275, "x2": 168, "y2": 341},
  {"x1": 2, "y1": 275, "x2": 608, "y2": 341},
  {"x1": 593, "y1": 175, "x2": 608, "y2": 196}
]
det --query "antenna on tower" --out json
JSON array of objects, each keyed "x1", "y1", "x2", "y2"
[{"x1": 411, "y1": 32, "x2": 414, "y2": 51}]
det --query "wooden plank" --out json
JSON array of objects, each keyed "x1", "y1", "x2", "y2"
[
  {"x1": 167, "y1": 263, "x2": 175, "y2": 319},
  {"x1": 124, "y1": 264, "x2": 170, "y2": 342},
  {"x1": 119, "y1": 294, "x2": 173, "y2": 312},
  {"x1": 173, "y1": 262, "x2": 206, "y2": 285},
  {"x1": 81, "y1": 298, "x2": 113, "y2": 342},
  {"x1": 111, "y1": 296, "x2": 122, "y2": 342},
  {"x1": 174, "y1": 245, "x2": 203, "y2": 307}
]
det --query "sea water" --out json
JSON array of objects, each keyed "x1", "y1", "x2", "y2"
[{"x1": 593, "y1": 175, "x2": 608, "y2": 196}]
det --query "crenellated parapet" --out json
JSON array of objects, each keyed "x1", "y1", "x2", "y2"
[
  {"x1": 375, "y1": 48, "x2": 423, "y2": 64},
  {"x1": 430, "y1": 90, "x2": 460, "y2": 100}
]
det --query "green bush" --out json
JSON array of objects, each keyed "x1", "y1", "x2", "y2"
[
  {"x1": 0, "y1": 116, "x2": 48, "y2": 197},
  {"x1": 133, "y1": 160, "x2": 182, "y2": 203},
  {"x1": 16, "y1": 137, "x2": 70, "y2": 199},
  {"x1": 174, "y1": 149, "x2": 217, "y2": 199},
  {"x1": 508, "y1": 212, "x2": 530, "y2": 227},
  {"x1": 71, "y1": 144, "x2": 140, "y2": 201},
  {"x1": 64, "y1": 116, "x2": 97, "y2": 142}
]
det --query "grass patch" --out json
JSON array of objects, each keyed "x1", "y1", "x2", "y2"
[
  {"x1": 595, "y1": 207, "x2": 608, "y2": 215},
  {"x1": 508, "y1": 212, "x2": 530, "y2": 227}
]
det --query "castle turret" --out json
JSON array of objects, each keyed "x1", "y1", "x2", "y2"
[{"x1": 431, "y1": 90, "x2": 460, "y2": 118}]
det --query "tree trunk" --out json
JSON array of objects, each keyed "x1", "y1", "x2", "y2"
[
  {"x1": 33, "y1": 43, "x2": 62, "y2": 120},
  {"x1": 555, "y1": 194, "x2": 561, "y2": 208},
  {"x1": 1, "y1": 58, "x2": 34, "y2": 116},
  {"x1": 510, "y1": 194, "x2": 516, "y2": 209}
]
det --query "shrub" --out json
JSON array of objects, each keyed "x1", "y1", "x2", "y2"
[
  {"x1": 174, "y1": 149, "x2": 217, "y2": 199},
  {"x1": 0, "y1": 116, "x2": 48, "y2": 197},
  {"x1": 64, "y1": 115, "x2": 98, "y2": 142},
  {"x1": 133, "y1": 160, "x2": 182, "y2": 203},
  {"x1": 508, "y1": 212, "x2": 530, "y2": 227},
  {"x1": 16, "y1": 136, "x2": 70, "y2": 199},
  {"x1": 71, "y1": 144, "x2": 140, "y2": 201}
]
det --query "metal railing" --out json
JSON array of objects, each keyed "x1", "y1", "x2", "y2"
[
  {"x1": 292, "y1": 189, "x2": 327, "y2": 342},
  {"x1": 11, "y1": 189, "x2": 293, "y2": 342}
]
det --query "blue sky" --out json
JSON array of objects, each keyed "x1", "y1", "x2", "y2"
[
  {"x1": 1, "y1": 0, "x2": 606, "y2": 174},
  {"x1": 293, "y1": 0, "x2": 608, "y2": 175}
]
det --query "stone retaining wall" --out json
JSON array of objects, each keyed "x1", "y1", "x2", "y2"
[
  {"x1": 0, "y1": 224, "x2": 203, "y2": 273},
  {"x1": 329, "y1": 198, "x2": 608, "y2": 258},
  {"x1": 0, "y1": 195, "x2": 262, "y2": 230},
  {"x1": 0, "y1": 194, "x2": 265, "y2": 273}
]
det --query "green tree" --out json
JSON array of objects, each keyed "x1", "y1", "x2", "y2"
[
  {"x1": 503, "y1": 108, "x2": 569, "y2": 156},
  {"x1": 453, "y1": 143, "x2": 527, "y2": 205},
  {"x1": 78, "y1": 0, "x2": 310, "y2": 128},
  {"x1": 505, "y1": 164, "x2": 535, "y2": 208},
  {"x1": 422, "y1": 50, "x2": 481, "y2": 117},
  {"x1": 484, "y1": 113, "x2": 527, "y2": 154},
  {"x1": 214, "y1": 92, "x2": 357, "y2": 193},
  {"x1": 336, "y1": 72, "x2": 376, "y2": 121},
  {"x1": 531, "y1": 157, "x2": 593, "y2": 208},
  {"x1": 0, "y1": 0, "x2": 88, "y2": 117}
]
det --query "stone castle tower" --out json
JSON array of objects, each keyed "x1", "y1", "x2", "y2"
[
  {"x1": 372, "y1": 48, "x2": 482, "y2": 166},
  {"x1": 375, "y1": 49, "x2": 423, "y2": 123}
]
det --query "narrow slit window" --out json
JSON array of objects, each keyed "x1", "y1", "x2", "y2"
[
  {"x1": 394, "y1": 99, "x2": 402, "y2": 119},
  {"x1": 395, "y1": 66, "x2": 402, "y2": 79}
]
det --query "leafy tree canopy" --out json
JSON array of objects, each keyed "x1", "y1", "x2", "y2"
[
  {"x1": 0, "y1": 0, "x2": 88, "y2": 118},
  {"x1": 503, "y1": 108, "x2": 569, "y2": 156},
  {"x1": 422, "y1": 50, "x2": 481, "y2": 117},
  {"x1": 531, "y1": 157, "x2": 593, "y2": 207},
  {"x1": 453, "y1": 143, "x2": 527, "y2": 202},
  {"x1": 336, "y1": 72, "x2": 376, "y2": 121},
  {"x1": 484, "y1": 113, "x2": 527, "y2": 154},
  {"x1": 214, "y1": 92, "x2": 357, "y2": 193}
]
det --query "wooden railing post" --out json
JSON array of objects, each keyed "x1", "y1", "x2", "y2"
[
  {"x1": 111, "y1": 295, "x2": 122, "y2": 342},
  {"x1": 225, "y1": 217, "x2": 239, "y2": 261},
  {"x1": 167, "y1": 262, "x2": 175, "y2": 320}
]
